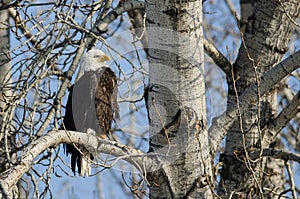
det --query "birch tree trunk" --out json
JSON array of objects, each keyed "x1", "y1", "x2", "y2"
[
  {"x1": 0, "y1": 0, "x2": 298, "y2": 198},
  {"x1": 146, "y1": 1, "x2": 213, "y2": 198},
  {"x1": 220, "y1": 0, "x2": 300, "y2": 197},
  {"x1": 0, "y1": 8, "x2": 11, "y2": 174},
  {"x1": 0, "y1": 8, "x2": 18, "y2": 198}
]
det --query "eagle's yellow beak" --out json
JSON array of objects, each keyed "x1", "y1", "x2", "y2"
[{"x1": 99, "y1": 55, "x2": 110, "y2": 62}]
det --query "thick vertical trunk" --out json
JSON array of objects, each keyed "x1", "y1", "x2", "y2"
[
  {"x1": 146, "y1": 1, "x2": 213, "y2": 198},
  {"x1": 220, "y1": 0, "x2": 300, "y2": 197}
]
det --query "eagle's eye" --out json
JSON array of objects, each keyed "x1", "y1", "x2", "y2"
[{"x1": 95, "y1": 54, "x2": 110, "y2": 62}]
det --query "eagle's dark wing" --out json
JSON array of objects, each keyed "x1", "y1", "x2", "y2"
[
  {"x1": 63, "y1": 85, "x2": 81, "y2": 175},
  {"x1": 63, "y1": 67, "x2": 118, "y2": 175},
  {"x1": 95, "y1": 67, "x2": 119, "y2": 137}
]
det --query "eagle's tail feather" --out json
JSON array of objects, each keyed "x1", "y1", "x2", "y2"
[
  {"x1": 79, "y1": 147, "x2": 91, "y2": 177},
  {"x1": 71, "y1": 152, "x2": 79, "y2": 175}
]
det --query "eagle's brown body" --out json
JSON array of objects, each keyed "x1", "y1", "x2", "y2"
[{"x1": 63, "y1": 67, "x2": 118, "y2": 175}]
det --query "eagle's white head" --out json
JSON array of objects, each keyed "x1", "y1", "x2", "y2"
[{"x1": 81, "y1": 49, "x2": 110, "y2": 73}]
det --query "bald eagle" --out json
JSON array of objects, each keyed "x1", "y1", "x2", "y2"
[{"x1": 63, "y1": 49, "x2": 119, "y2": 176}]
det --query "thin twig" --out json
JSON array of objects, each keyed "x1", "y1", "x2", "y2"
[{"x1": 285, "y1": 161, "x2": 297, "y2": 199}]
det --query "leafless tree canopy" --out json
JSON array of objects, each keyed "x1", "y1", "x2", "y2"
[{"x1": 0, "y1": 0, "x2": 299, "y2": 198}]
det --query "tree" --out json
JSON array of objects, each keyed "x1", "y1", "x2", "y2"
[
  {"x1": 217, "y1": 1, "x2": 300, "y2": 198},
  {"x1": 0, "y1": 0, "x2": 299, "y2": 198}
]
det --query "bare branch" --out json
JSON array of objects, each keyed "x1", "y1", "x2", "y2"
[
  {"x1": 209, "y1": 50, "x2": 300, "y2": 155},
  {"x1": 248, "y1": 148, "x2": 300, "y2": 163},
  {"x1": 203, "y1": 39, "x2": 231, "y2": 75},
  {"x1": 285, "y1": 161, "x2": 297, "y2": 199},
  {"x1": 97, "y1": 1, "x2": 146, "y2": 32},
  {"x1": 88, "y1": 0, "x2": 146, "y2": 50},
  {"x1": 8, "y1": 8, "x2": 41, "y2": 50},
  {"x1": 0, "y1": 130, "x2": 158, "y2": 197},
  {"x1": 262, "y1": 90, "x2": 300, "y2": 146},
  {"x1": 36, "y1": 43, "x2": 87, "y2": 136},
  {"x1": 121, "y1": 0, "x2": 148, "y2": 50}
]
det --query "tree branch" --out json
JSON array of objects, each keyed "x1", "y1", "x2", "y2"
[
  {"x1": 248, "y1": 148, "x2": 300, "y2": 163},
  {"x1": 97, "y1": 1, "x2": 146, "y2": 32},
  {"x1": 8, "y1": 8, "x2": 42, "y2": 50},
  {"x1": 262, "y1": 90, "x2": 300, "y2": 146},
  {"x1": 121, "y1": 0, "x2": 148, "y2": 51},
  {"x1": 36, "y1": 43, "x2": 86, "y2": 136},
  {"x1": 88, "y1": 0, "x2": 146, "y2": 50},
  {"x1": 285, "y1": 161, "x2": 297, "y2": 199},
  {"x1": 0, "y1": 130, "x2": 158, "y2": 197},
  {"x1": 203, "y1": 39, "x2": 231, "y2": 75},
  {"x1": 209, "y1": 50, "x2": 300, "y2": 155}
]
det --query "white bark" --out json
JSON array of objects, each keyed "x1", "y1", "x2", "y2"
[
  {"x1": 0, "y1": 8, "x2": 19, "y2": 199},
  {"x1": 210, "y1": 50, "x2": 300, "y2": 155},
  {"x1": 0, "y1": 0, "x2": 298, "y2": 197},
  {"x1": 0, "y1": 130, "x2": 157, "y2": 198},
  {"x1": 146, "y1": 1, "x2": 213, "y2": 198},
  {"x1": 219, "y1": 0, "x2": 300, "y2": 197},
  {"x1": 0, "y1": 9, "x2": 11, "y2": 130}
]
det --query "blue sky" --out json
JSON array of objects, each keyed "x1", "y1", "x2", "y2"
[{"x1": 8, "y1": 0, "x2": 299, "y2": 198}]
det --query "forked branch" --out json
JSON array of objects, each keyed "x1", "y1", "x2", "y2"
[{"x1": 209, "y1": 50, "x2": 300, "y2": 155}]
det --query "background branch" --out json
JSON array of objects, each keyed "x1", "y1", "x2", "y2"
[
  {"x1": 97, "y1": 0, "x2": 146, "y2": 31},
  {"x1": 203, "y1": 38, "x2": 231, "y2": 75},
  {"x1": 248, "y1": 148, "x2": 300, "y2": 163},
  {"x1": 262, "y1": 90, "x2": 300, "y2": 146},
  {"x1": 209, "y1": 50, "x2": 300, "y2": 155},
  {"x1": 88, "y1": 0, "x2": 146, "y2": 50}
]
